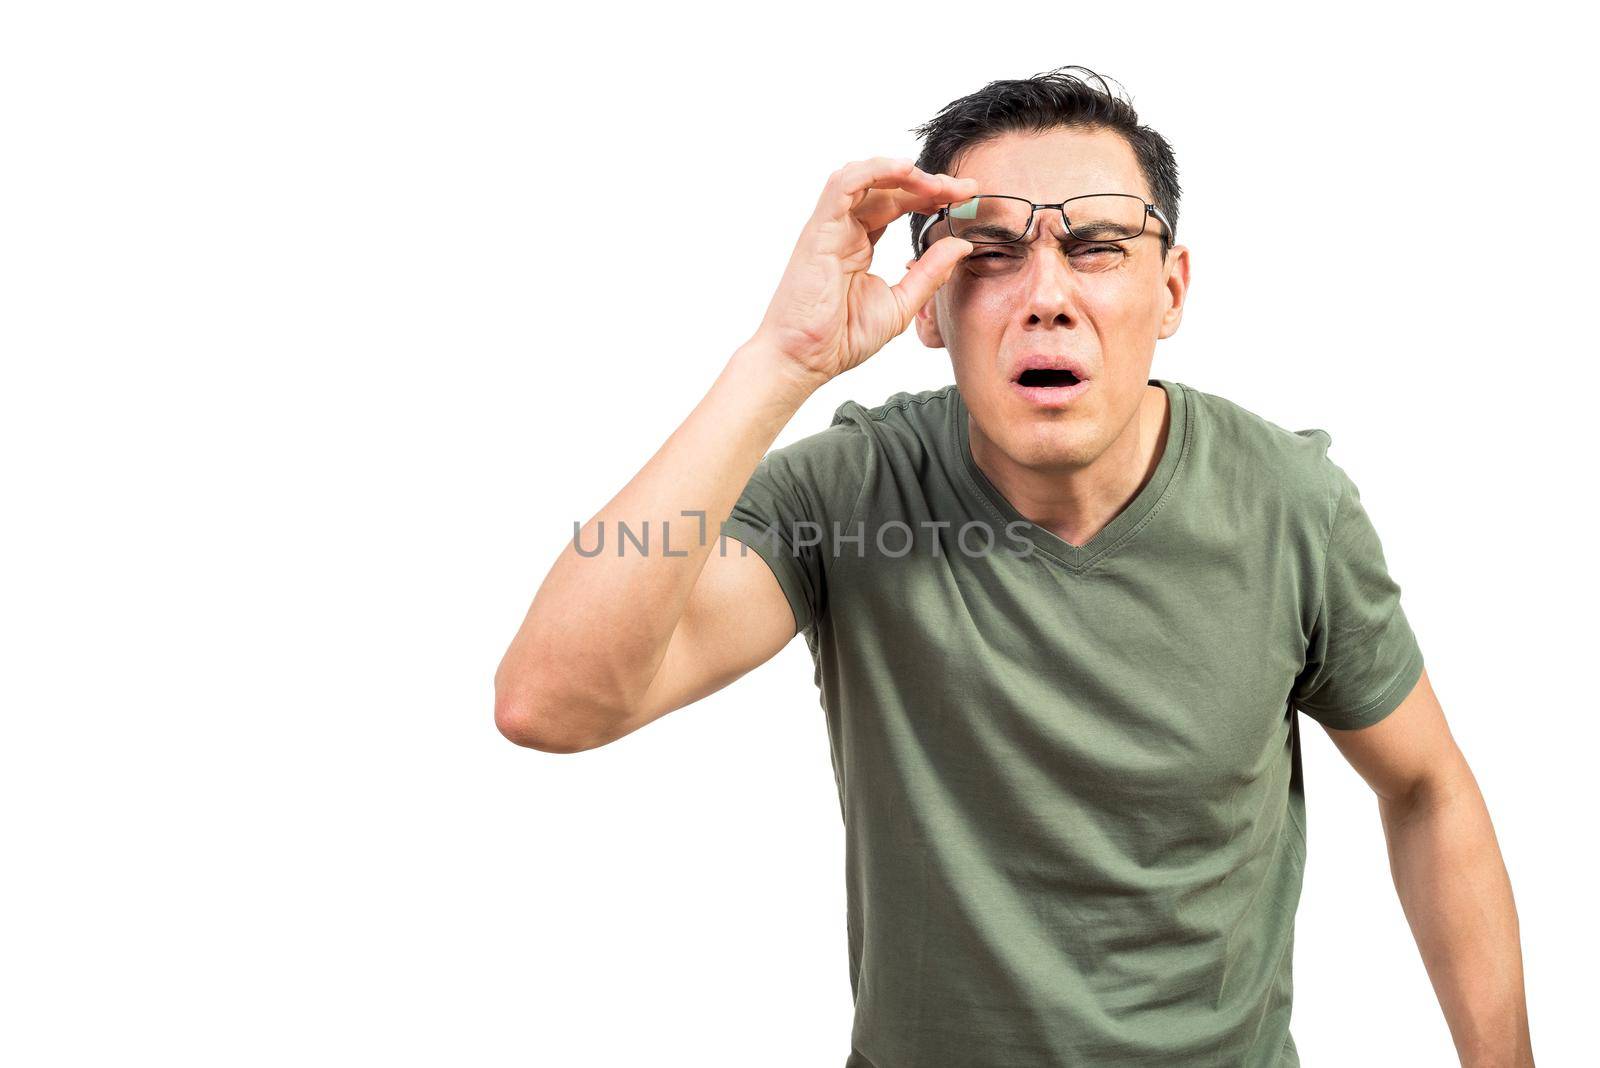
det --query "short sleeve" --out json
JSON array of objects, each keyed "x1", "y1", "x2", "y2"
[
  {"x1": 718, "y1": 410, "x2": 871, "y2": 639},
  {"x1": 1290, "y1": 460, "x2": 1426, "y2": 730}
]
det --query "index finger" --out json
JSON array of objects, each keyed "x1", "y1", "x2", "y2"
[{"x1": 818, "y1": 158, "x2": 978, "y2": 230}]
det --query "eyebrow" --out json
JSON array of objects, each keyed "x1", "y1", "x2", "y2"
[
  {"x1": 1064, "y1": 221, "x2": 1127, "y2": 240},
  {"x1": 960, "y1": 224, "x2": 1026, "y2": 242}
]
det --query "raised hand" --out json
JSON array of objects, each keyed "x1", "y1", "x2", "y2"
[{"x1": 753, "y1": 157, "x2": 976, "y2": 385}]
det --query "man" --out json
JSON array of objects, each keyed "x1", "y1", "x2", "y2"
[{"x1": 493, "y1": 67, "x2": 1533, "y2": 1066}]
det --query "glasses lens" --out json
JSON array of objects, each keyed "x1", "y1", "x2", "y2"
[
  {"x1": 1063, "y1": 194, "x2": 1148, "y2": 241},
  {"x1": 944, "y1": 194, "x2": 1149, "y2": 243},
  {"x1": 945, "y1": 195, "x2": 1032, "y2": 242}
]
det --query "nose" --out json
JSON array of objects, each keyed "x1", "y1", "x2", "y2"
[{"x1": 1018, "y1": 212, "x2": 1082, "y2": 327}]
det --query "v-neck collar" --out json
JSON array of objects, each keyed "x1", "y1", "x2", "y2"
[{"x1": 951, "y1": 377, "x2": 1191, "y2": 572}]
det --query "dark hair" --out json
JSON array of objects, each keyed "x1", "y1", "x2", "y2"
[{"x1": 908, "y1": 66, "x2": 1180, "y2": 260}]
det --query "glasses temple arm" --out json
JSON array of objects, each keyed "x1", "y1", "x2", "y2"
[
  {"x1": 1149, "y1": 204, "x2": 1175, "y2": 247},
  {"x1": 915, "y1": 209, "x2": 947, "y2": 257}
]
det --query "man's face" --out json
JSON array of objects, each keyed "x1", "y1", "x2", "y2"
[{"x1": 913, "y1": 126, "x2": 1190, "y2": 471}]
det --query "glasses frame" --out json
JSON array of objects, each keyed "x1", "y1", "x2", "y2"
[{"x1": 915, "y1": 193, "x2": 1175, "y2": 258}]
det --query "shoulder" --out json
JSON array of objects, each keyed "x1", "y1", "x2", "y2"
[
  {"x1": 1179, "y1": 380, "x2": 1343, "y2": 527},
  {"x1": 746, "y1": 388, "x2": 935, "y2": 516},
  {"x1": 755, "y1": 384, "x2": 956, "y2": 501},
  {"x1": 832, "y1": 383, "x2": 957, "y2": 432},
  {"x1": 828, "y1": 383, "x2": 957, "y2": 463}
]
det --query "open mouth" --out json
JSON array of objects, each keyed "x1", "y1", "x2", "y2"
[{"x1": 1016, "y1": 368, "x2": 1082, "y2": 388}]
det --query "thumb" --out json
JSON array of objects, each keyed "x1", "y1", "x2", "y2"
[{"x1": 891, "y1": 236, "x2": 972, "y2": 327}]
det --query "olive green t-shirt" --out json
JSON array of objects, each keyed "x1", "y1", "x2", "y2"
[{"x1": 718, "y1": 377, "x2": 1425, "y2": 1068}]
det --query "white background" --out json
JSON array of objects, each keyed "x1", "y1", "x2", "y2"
[{"x1": 3, "y1": 2, "x2": 1593, "y2": 1065}]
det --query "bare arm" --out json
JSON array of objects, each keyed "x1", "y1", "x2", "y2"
[
  {"x1": 493, "y1": 342, "x2": 817, "y2": 752},
  {"x1": 1321, "y1": 668, "x2": 1535, "y2": 1066},
  {"x1": 493, "y1": 157, "x2": 977, "y2": 753}
]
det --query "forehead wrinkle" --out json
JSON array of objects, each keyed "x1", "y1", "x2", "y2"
[{"x1": 985, "y1": 210, "x2": 1106, "y2": 247}]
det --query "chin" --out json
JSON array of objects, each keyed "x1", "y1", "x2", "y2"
[{"x1": 1005, "y1": 421, "x2": 1098, "y2": 469}]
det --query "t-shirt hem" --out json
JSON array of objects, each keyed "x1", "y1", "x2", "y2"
[{"x1": 1299, "y1": 643, "x2": 1425, "y2": 731}]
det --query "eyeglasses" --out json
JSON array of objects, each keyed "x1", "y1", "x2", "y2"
[{"x1": 915, "y1": 193, "x2": 1174, "y2": 258}]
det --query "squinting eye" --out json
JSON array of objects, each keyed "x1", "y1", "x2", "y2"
[{"x1": 964, "y1": 245, "x2": 1125, "y2": 273}]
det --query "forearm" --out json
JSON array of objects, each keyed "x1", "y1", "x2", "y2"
[
  {"x1": 1380, "y1": 769, "x2": 1533, "y2": 1066},
  {"x1": 494, "y1": 334, "x2": 821, "y2": 743}
]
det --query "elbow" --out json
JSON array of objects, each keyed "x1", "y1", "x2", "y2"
[{"x1": 493, "y1": 677, "x2": 614, "y2": 754}]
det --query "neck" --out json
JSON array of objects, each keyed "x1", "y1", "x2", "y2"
[{"x1": 967, "y1": 383, "x2": 1171, "y2": 548}]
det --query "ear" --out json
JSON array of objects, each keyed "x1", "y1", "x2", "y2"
[
  {"x1": 909, "y1": 257, "x2": 948, "y2": 349},
  {"x1": 1157, "y1": 244, "x2": 1191, "y2": 340}
]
